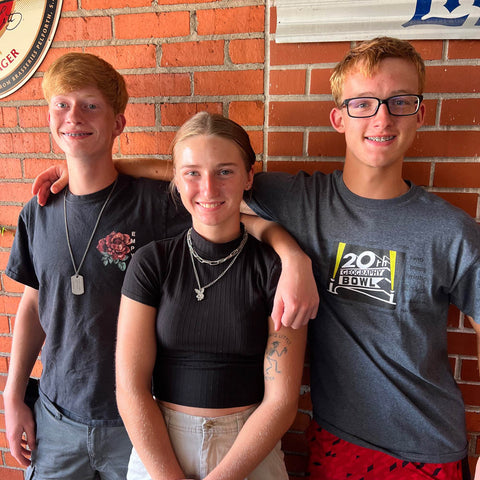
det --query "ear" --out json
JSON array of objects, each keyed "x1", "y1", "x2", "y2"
[
  {"x1": 416, "y1": 102, "x2": 426, "y2": 130},
  {"x1": 330, "y1": 107, "x2": 346, "y2": 133},
  {"x1": 113, "y1": 114, "x2": 127, "y2": 137},
  {"x1": 245, "y1": 167, "x2": 254, "y2": 191}
]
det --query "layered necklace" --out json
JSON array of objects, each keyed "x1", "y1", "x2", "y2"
[
  {"x1": 64, "y1": 178, "x2": 117, "y2": 295},
  {"x1": 187, "y1": 227, "x2": 248, "y2": 301}
]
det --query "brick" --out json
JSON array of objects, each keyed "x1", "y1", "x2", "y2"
[
  {"x1": 62, "y1": 0, "x2": 78, "y2": 10},
  {"x1": 269, "y1": 101, "x2": 331, "y2": 127},
  {"x1": 409, "y1": 40, "x2": 444, "y2": 61},
  {"x1": 310, "y1": 68, "x2": 333, "y2": 96},
  {"x1": 466, "y1": 411, "x2": 480, "y2": 431},
  {"x1": 23, "y1": 159, "x2": 66, "y2": 179},
  {"x1": 433, "y1": 163, "x2": 480, "y2": 189},
  {"x1": 86, "y1": 45, "x2": 157, "y2": 69},
  {"x1": 3, "y1": 276, "x2": 24, "y2": 294},
  {"x1": 0, "y1": 315, "x2": 9, "y2": 334},
  {"x1": 410, "y1": 131, "x2": 480, "y2": 157},
  {"x1": 195, "y1": 70, "x2": 263, "y2": 96},
  {"x1": 448, "y1": 331, "x2": 477, "y2": 356},
  {"x1": 229, "y1": 101, "x2": 264, "y2": 126},
  {"x1": 55, "y1": 16, "x2": 112, "y2": 42},
  {"x1": 0, "y1": 336, "x2": 12, "y2": 355},
  {"x1": 162, "y1": 40, "x2": 224, "y2": 67},
  {"x1": 422, "y1": 99, "x2": 438, "y2": 127},
  {"x1": 0, "y1": 467, "x2": 24, "y2": 479},
  {"x1": 447, "y1": 305, "x2": 461, "y2": 328},
  {"x1": 0, "y1": 159, "x2": 22, "y2": 179},
  {"x1": 440, "y1": 99, "x2": 480, "y2": 126},
  {"x1": 83, "y1": 0, "x2": 151, "y2": 8},
  {"x1": 308, "y1": 132, "x2": 346, "y2": 157},
  {"x1": 197, "y1": 6, "x2": 265, "y2": 35},
  {"x1": 115, "y1": 12, "x2": 190, "y2": 40},
  {"x1": 284, "y1": 451, "x2": 309, "y2": 476},
  {"x1": 157, "y1": 0, "x2": 213, "y2": 3},
  {"x1": 461, "y1": 358, "x2": 479, "y2": 383},
  {"x1": 448, "y1": 40, "x2": 480, "y2": 59},
  {"x1": 125, "y1": 73, "x2": 191, "y2": 98},
  {"x1": 246, "y1": 130, "x2": 263, "y2": 155},
  {"x1": 0, "y1": 229, "x2": 15, "y2": 248},
  {"x1": 0, "y1": 107, "x2": 17, "y2": 127},
  {"x1": 0, "y1": 183, "x2": 32, "y2": 203},
  {"x1": 270, "y1": 41, "x2": 350, "y2": 66},
  {"x1": 160, "y1": 103, "x2": 222, "y2": 127},
  {"x1": 125, "y1": 103, "x2": 156, "y2": 128},
  {"x1": 0, "y1": 206, "x2": 22, "y2": 228},
  {"x1": 18, "y1": 105, "x2": 49, "y2": 129},
  {"x1": 433, "y1": 192, "x2": 478, "y2": 218},
  {"x1": 402, "y1": 161, "x2": 431, "y2": 187},
  {"x1": 270, "y1": 69, "x2": 306, "y2": 95},
  {"x1": 120, "y1": 131, "x2": 175, "y2": 156},
  {"x1": 6, "y1": 77, "x2": 43, "y2": 101},
  {"x1": 268, "y1": 132, "x2": 303, "y2": 156},
  {"x1": 426, "y1": 65, "x2": 480, "y2": 93},
  {"x1": 459, "y1": 383, "x2": 480, "y2": 407},
  {"x1": 282, "y1": 431, "x2": 309, "y2": 453},
  {"x1": 229, "y1": 39, "x2": 264, "y2": 65},
  {"x1": 0, "y1": 133, "x2": 50, "y2": 155}
]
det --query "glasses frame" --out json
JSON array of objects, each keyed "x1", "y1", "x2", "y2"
[{"x1": 341, "y1": 94, "x2": 424, "y2": 118}]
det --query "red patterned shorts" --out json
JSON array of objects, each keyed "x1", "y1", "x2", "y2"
[{"x1": 307, "y1": 420, "x2": 466, "y2": 480}]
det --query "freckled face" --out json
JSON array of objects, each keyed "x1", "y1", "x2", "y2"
[
  {"x1": 48, "y1": 87, "x2": 125, "y2": 162},
  {"x1": 174, "y1": 134, "x2": 253, "y2": 241}
]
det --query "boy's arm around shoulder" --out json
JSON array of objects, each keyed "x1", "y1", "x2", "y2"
[
  {"x1": 241, "y1": 210, "x2": 319, "y2": 331},
  {"x1": 32, "y1": 158, "x2": 172, "y2": 206}
]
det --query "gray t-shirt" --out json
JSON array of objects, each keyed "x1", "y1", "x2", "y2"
[
  {"x1": 6, "y1": 175, "x2": 190, "y2": 424},
  {"x1": 248, "y1": 169, "x2": 480, "y2": 463}
]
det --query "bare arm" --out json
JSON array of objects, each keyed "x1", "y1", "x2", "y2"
[
  {"x1": 474, "y1": 456, "x2": 480, "y2": 480},
  {"x1": 241, "y1": 212, "x2": 319, "y2": 331},
  {"x1": 204, "y1": 319, "x2": 307, "y2": 480},
  {"x1": 3, "y1": 286, "x2": 45, "y2": 467},
  {"x1": 116, "y1": 296, "x2": 185, "y2": 480},
  {"x1": 466, "y1": 315, "x2": 480, "y2": 375},
  {"x1": 33, "y1": 158, "x2": 172, "y2": 206}
]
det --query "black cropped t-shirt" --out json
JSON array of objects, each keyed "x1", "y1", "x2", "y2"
[{"x1": 121, "y1": 227, "x2": 281, "y2": 409}]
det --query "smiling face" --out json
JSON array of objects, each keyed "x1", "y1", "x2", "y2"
[
  {"x1": 173, "y1": 134, "x2": 254, "y2": 243},
  {"x1": 48, "y1": 86, "x2": 126, "y2": 163},
  {"x1": 330, "y1": 57, "x2": 425, "y2": 175}
]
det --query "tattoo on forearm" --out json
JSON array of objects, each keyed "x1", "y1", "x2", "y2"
[{"x1": 265, "y1": 333, "x2": 291, "y2": 380}]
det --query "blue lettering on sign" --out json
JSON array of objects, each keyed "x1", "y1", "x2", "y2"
[{"x1": 403, "y1": 0, "x2": 480, "y2": 27}]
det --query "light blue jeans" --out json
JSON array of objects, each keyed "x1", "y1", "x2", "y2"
[
  {"x1": 127, "y1": 404, "x2": 289, "y2": 480},
  {"x1": 26, "y1": 394, "x2": 132, "y2": 480}
]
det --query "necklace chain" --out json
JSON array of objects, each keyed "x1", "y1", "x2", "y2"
[
  {"x1": 64, "y1": 178, "x2": 118, "y2": 295},
  {"x1": 187, "y1": 227, "x2": 248, "y2": 301}
]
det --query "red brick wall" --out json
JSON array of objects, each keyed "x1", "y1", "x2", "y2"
[{"x1": 1, "y1": 1, "x2": 479, "y2": 478}]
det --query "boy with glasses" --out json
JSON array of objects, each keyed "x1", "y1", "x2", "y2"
[{"x1": 247, "y1": 36, "x2": 480, "y2": 479}]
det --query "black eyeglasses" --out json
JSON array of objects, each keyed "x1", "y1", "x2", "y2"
[{"x1": 341, "y1": 94, "x2": 423, "y2": 118}]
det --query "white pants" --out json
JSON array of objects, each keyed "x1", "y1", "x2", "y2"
[{"x1": 127, "y1": 404, "x2": 289, "y2": 480}]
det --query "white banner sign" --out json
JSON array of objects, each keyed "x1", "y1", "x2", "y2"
[{"x1": 276, "y1": 0, "x2": 480, "y2": 43}]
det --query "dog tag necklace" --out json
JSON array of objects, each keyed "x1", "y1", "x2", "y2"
[{"x1": 64, "y1": 178, "x2": 117, "y2": 295}]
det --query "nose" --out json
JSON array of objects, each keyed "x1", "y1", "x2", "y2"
[
  {"x1": 66, "y1": 103, "x2": 83, "y2": 123},
  {"x1": 200, "y1": 172, "x2": 219, "y2": 197},
  {"x1": 373, "y1": 102, "x2": 393, "y2": 126}
]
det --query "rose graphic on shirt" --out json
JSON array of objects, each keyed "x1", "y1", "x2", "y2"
[{"x1": 97, "y1": 231, "x2": 132, "y2": 271}]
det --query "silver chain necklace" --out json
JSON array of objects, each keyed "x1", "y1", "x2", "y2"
[
  {"x1": 64, "y1": 178, "x2": 118, "y2": 295},
  {"x1": 187, "y1": 227, "x2": 248, "y2": 301}
]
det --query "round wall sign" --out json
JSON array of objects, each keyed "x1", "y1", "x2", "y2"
[{"x1": 0, "y1": 0, "x2": 63, "y2": 99}]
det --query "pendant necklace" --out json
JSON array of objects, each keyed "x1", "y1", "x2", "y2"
[
  {"x1": 187, "y1": 227, "x2": 248, "y2": 301},
  {"x1": 64, "y1": 178, "x2": 118, "y2": 295}
]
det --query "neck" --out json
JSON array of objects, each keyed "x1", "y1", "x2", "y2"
[
  {"x1": 342, "y1": 162, "x2": 408, "y2": 200},
  {"x1": 192, "y1": 222, "x2": 242, "y2": 244},
  {"x1": 67, "y1": 158, "x2": 118, "y2": 195}
]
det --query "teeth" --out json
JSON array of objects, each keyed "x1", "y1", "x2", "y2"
[
  {"x1": 63, "y1": 133, "x2": 90, "y2": 137},
  {"x1": 367, "y1": 136, "x2": 394, "y2": 142},
  {"x1": 199, "y1": 202, "x2": 221, "y2": 208}
]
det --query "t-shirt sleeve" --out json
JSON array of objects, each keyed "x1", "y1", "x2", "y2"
[
  {"x1": 5, "y1": 204, "x2": 39, "y2": 289},
  {"x1": 121, "y1": 242, "x2": 162, "y2": 308}
]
